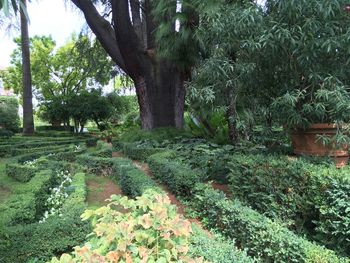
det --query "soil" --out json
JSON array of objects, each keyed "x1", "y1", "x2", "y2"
[
  {"x1": 112, "y1": 151, "x2": 210, "y2": 232},
  {"x1": 86, "y1": 176, "x2": 122, "y2": 207},
  {"x1": 211, "y1": 182, "x2": 232, "y2": 197}
]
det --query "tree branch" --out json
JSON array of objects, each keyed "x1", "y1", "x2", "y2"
[{"x1": 70, "y1": 0, "x2": 127, "y2": 73}]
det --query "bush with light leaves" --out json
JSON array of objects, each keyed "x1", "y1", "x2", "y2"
[{"x1": 50, "y1": 190, "x2": 208, "y2": 263}]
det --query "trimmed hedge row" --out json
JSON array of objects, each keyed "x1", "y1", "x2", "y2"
[
  {"x1": 228, "y1": 154, "x2": 350, "y2": 255},
  {"x1": 0, "y1": 170, "x2": 53, "y2": 227},
  {"x1": 76, "y1": 154, "x2": 115, "y2": 175},
  {"x1": 80, "y1": 145, "x2": 256, "y2": 263},
  {"x1": 147, "y1": 151, "x2": 206, "y2": 197},
  {"x1": 190, "y1": 184, "x2": 348, "y2": 263},
  {"x1": 0, "y1": 139, "x2": 90, "y2": 157},
  {"x1": 121, "y1": 142, "x2": 163, "y2": 161},
  {"x1": 111, "y1": 157, "x2": 159, "y2": 198},
  {"x1": 189, "y1": 226, "x2": 255, "y2": 263},
  {"x1": 90, "y1": 141, "x2": 113, "y2": 158},
  {"x1": 0, "y1": 172, "x2": 90, "y2": 263},
  {"x1": 6, "y1": 163, "x2": 38, "y2": 182}
]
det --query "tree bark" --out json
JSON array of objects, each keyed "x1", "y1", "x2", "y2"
[
  {"x1": 20, "y1": 0, "x2": 34, "y2": 135},
  {"x1": 226, "y1": 88, "x2": 239, "y2": 144},
  {"x1": 71, "y1": 0, "x2": 188, "y2": 130}
]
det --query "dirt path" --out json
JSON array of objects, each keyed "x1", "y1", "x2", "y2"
[
  {"x1": 112, "y1": 151, "x2": 214, "y2": 234},
  {"x1": 86, "y1": 175, "x2": 123, "y2": 208}
]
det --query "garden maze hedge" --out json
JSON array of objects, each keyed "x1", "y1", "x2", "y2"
[{"x1": 0, "y1": 135, "x2": 94, "y2": 262}]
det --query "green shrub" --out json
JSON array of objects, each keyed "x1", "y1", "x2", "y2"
[
  {"x1": 118, "y1": 127, "x2": 193, "y2": 143},
  {"x1": 315, "y1": 178, "x2": 350, "y2": 255},
  {"x1": 0, "y1": 128, "x2": 14, "y2": 138},
  {"x1": 189, "y1": 226, "x2": 255, "y2": 263},
  {"x1": 5, "y1": 163, "x2": 38, "y2": 182},
  {"x1": 85, "y1": 137, "x2": 98, "y2": 147},
  {"x1": 147, "y1": 151, "x2": 205, "y2": 197},
  {"x1": 227, "y1": 154, "x2": 350, "y2": 255},
  {"x1": 76, "y1": 154, "x2": 115, "y2": 175},
  {"x1": 0, "y1": 96, "x2": 20, "y2": 132},
  {"x1": 0, "y1": 170, "x2": 53, "y2": 226},
  {"x1": 90, "y1": 141, "x2": 112, "y2": 158},
  {"x1": 0, "y1": 173, "x2": 90, "y2": 263},
  {"x1": 121, "y1": 141, "x2": 162, "y2": 160},
  {"x1": 111, "y1": 158, "x2": 159, "y2": 197},
  {"x1": 190, "y1": 184, "x2": 347, "y2": 263}
]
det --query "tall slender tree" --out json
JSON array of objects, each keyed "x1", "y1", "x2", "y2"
[
  {"x1": 70, "y1": 0, "x2": 198, "y2": 130},
  {"x1": 0, "y1": 0, "x2": 34, "y2": 135},
  {"x1": 20, "y1": 0, "x2": 34, "y2": 135}
]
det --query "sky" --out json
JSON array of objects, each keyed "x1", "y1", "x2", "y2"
[{"x1": 0, "y1": 0, "x2": 85, "y2": 68}]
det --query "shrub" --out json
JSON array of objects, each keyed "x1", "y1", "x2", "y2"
[
  {"x1": 0, "y1": 173, "x2": 90, "y2": 263},
  {"x1": 121, "y1": 141, "x2": 163, "y2": 160},
  {"x1": 118, "y1": 127, "x2": 193, "y2": 143},
  {"x1": 315, "y1": 177, "x2": 350, "y2": 255},
  {"x1": 76, "y1": 155, "x2": 114, "y2": 175},
  {"x1": 50, "y1": 190, "x2": 206, "y2": 263},
  {"x1": 189, "y1": 226, "x2": 255, "y2": 263},
  {"x1": 227, "y1": 154, "x2": 350, "y2": 255},
  {"x1": 111, "y1": 158, "x2": 159, "y2": 198},
  {"x1": 0, "y1": 170, "x2": 53, "y2": 226},
  {"x1": 5, "y1": 163, "x2": 38, "y2": 182},
  {"x1": 147, "y1": 151, "x2": 205, "y2": 197},
  {"x1": 0, "y1": 96, "x2": 20, "y2": 132},
  {"x1": 190, "y1": 184, "x2": 347, "y2": 263},
  {"x1": 0, "y1": 128, "x2": 14, "y2": 138}
]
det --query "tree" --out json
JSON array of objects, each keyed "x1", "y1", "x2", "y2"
[
  {"x1": 1, "y1": 34, "x2": 113, "y2": 126},
  {"x1": 20, "y1": 0, "x2": 34, "y2": 134},
  {"x1": 0, "y1": 0, "x2": 34, "y2": 135},
  {"x1": 70, "y1": 0, "x2": 198, "y2": 130}
]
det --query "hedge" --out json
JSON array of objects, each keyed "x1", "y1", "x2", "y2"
[
  {"x1": 121, "y1": 142, "x2": 163, "y2": 161},
  {"x1": 0, "y1": 170, "x2": 53, "y2": 227},
  {"x1": 228, "y1": 154, "x2": 350, "y2": 255},
  {"x1": 189, "y1": 226, "x2": 255, "y2": 263},
  {"x1": 111, "y1": 157, "x2": 159, "y2": 198},
  {"x1": 0, "y1": 172, "x2": 90, "y2": 263},
  {"x1": 190, "y1": 184, "x2": 348, "y2": 263},
  {"x1": 5, "y1": 163, "x2": 38, "y2": 182},
  {"x1": 76, "y1": 154, "x2": 115, "y2": 175},
  {"x1": 0, "y1": 139, "x2": 88, "y2": 157},
  {"x1": 147, "y1": 151, "x2": 206, "y2": 197}
]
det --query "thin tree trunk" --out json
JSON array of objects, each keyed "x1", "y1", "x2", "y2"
[
  {"x1": 20, "y1": 0, "x2": 34, "y2": 135},
  {"x1": 226, "y1": 88, "x2": 239, "y2": 144}
]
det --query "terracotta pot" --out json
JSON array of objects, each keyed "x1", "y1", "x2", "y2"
[{"x1": 291, "y1": 123, "x2": 349, "y2": 168}]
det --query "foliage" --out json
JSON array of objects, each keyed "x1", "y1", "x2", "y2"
[
  {"x1": 112, "y1": 158, "x2": 159, "y2": 198},
  {"x1": 107, "y1": 93, "x2": 139, "y2": 124},
  {"x1": 0, "y1": 96, "x2": 20, "y2": 132},
  {"x1": 51, "y1": 190, "x2": 206, "y2": 263},
  {"x1": 316, "y1": 178, "x2": 350, "y2": 255},
  {"x1": 5, "y1": 162, "x2": 38, "y2": 182},
  {"x1": 189, "y1": 226, "x2": 256, "y2": 263},
  {"x1": 227, "y1": 153, "x2": 350, "y2": 256},
  {"x1": 118, "y1": 127, "x2": 193, "y2": 143},
  {"x1": 0, "y1": 173, "x2": 90, "y2": 263},
  {"x1": 0, "y1": 170, "x2": 53, "y2": 226},
  {"x1": 147, "y1": 151, "x2": 206, "y2": 197},
  {"x1": 190, "y1": 184, "x2": 347, "y2": 263}
]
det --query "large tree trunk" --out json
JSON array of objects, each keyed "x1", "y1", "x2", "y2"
[
  {"x1": 71, "y1": 0, "x2": 193, "y2": 130},
  {"x1": 20, "y1": 0, "x2": 34, "y2": 135},
  {"x1": 134, "y1": 61, "x2": 185, "y2": 130}
]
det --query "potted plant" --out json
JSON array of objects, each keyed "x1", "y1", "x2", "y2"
[{"x1": 255, "y1": 0, "x2": 350, "y2": 166}]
